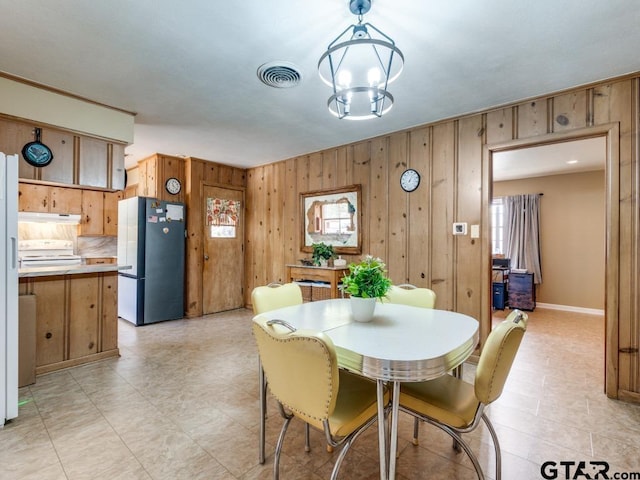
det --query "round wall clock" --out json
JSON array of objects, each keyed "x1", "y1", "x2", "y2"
[
  {"x1": 400, "y1": 168, "x2": 420, "y2": 192},
  {"x1": 165, "y1": 177, "x2": 181, "y2": 195}
]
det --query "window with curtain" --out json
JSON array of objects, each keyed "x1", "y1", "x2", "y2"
[
  {"x1": 491, "y1": 198, "x2": 505, "y2": 255},
  {"x1": 504, "y1": 193, "x2": 543, "y2": 284}
]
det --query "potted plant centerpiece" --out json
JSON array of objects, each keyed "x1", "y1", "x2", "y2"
[
  {"x1": 312, "y1": 242, "x2": 335, "y2": 267},
  {"x1": 340, "y1": 256, "x2": 392, "y2": 322}
]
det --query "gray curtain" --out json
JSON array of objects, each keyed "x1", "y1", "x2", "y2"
[{"x1": 504, "y1": 194, "x2": 543, "y2": 284}]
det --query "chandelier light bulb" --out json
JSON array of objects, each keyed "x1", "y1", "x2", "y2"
[
  {"x1": 338, "y1": 70, "x2": 352, "y2": 88},
  {"x1": 368, "y1": 68, "x2": 380, "y2": 87}
]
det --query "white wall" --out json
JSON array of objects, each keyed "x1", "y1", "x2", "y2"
[{"x1": 494, "y1": 170, "x2": 605, "y2": 310}]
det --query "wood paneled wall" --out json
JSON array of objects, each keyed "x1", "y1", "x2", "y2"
[{"x1": 245, "y1": 73, "x2": 640, "y2": 400}]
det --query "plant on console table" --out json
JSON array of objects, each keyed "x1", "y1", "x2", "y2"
[
  {"x1": 340, "y1": 256, "x2": 392, "y2": 322},
  {"x1": 311, "y1": 242, "x2": 335, "y2": 266}
]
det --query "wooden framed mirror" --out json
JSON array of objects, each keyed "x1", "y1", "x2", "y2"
[{"x1": 300, "y1": 184, "x2": 361, "y2": 255}]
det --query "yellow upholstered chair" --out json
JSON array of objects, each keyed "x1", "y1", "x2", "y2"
[
  {"x1": 398, "y1": 310, "x2": 528, "y2": 480},
  {"x1": 384, "y1": 283, "x2": 437, "y2": 309},
  {"x1": 253, "y1": 316, "x2": 385, "y2": 480},
  {"x1": 251, "y1": 282, "x2": 304, "y2": 464},
  {"x1": 251, "y1": 282, "x2": 303, "y2": 315}
]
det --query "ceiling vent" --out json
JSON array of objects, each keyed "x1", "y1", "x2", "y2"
[{"x1": 257, "y1": 62, "x2": 302, "y2": 88}]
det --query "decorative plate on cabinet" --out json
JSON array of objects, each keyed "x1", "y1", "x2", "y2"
[{"x1": 22, "y1": 128, "x2": 53, "y2": 167}]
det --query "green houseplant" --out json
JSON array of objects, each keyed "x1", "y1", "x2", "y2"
[
  {"x1": 340, "y1": 256, "x2": 392, "y2": 300},
  {"x1": 312, "y1": 242, "x2": 335, "y2": 266},
  {"x1": 341, "y1": 256, "x2": 392, "y2": 322}
]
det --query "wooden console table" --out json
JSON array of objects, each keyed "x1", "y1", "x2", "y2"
[{"x1": 286, "y1": 264, "x2": 350, "y2": 300}]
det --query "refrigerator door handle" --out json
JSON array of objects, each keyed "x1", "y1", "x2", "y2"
[{"x1": 10, "y1": 237, "x2": 16, "y2": 269}]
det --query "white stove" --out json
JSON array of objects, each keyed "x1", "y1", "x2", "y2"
[{"x1": 18, "y1": 239, "x2": 82, "y2": 268}]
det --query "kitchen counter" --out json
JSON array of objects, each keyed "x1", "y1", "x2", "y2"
[
  {"x1": 19, "y1": 265, "x2": 127, "y2": 375},
  {"x1": 19, "y1": 264, "x2": 131, "y2": 278}
]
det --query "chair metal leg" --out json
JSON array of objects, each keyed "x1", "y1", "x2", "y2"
[
  {"x1": 305, "y1": 422, "x2": 311, "y2": 452},
  {"x1": 376, "y1": 380, "x2": 388, "y2": 480},
  {"x1": 482, "y1": 413, "x2": 502, "y2": 480},
  {"x1": 329, "y1": 414, "x2": 378, "y2": 480},
  {"x1": 400, "y1": 406, "x2": 487, "y2": 480},
  {"x1": 273, "y1": 413, "x2": 293, "y2": 480},
  {"x1": 412, "y1": 417, "x2": 420, "y2": 445},
  {"x1": 259, "y1": 361, "x2": 267, "y2": 464},
  {"x1": 451, "y1": 364, "x2": 463, "y2": 453}
]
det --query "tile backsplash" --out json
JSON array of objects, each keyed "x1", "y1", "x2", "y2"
[
  {"x1": 18, "y1": 222, "x2": 117, "y2": 257},
  {"x1": 77, "y1": 236, "x2": 117, "y2": 257}
]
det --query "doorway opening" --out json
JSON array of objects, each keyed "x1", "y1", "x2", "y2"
[
  {"x1": 491, "y1": 136, "x2": 606, "y2": 314},
  {"x1": 484, "y1": 124, "x2": 620, "y2": 397}
]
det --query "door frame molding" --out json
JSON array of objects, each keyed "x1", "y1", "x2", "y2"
[{"x1": 482, "y1": 122, "x2": 620, "y2": 397}]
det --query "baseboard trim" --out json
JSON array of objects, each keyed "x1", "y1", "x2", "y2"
[{"x1": 536, "y1": 302, "x2": 604, "y2": 316}]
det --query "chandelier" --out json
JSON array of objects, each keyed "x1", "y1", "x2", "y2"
[{"x1": 318, "y1": 0, "x2": 404, "y2": 120}]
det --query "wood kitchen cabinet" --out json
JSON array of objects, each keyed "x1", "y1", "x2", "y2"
[
  {"x1": 0, "y1": 117, "x2": 36, "y2": 179},
  {"x1": 103, "y1": 190, "x2": 122, "y2": 235},
  {"x1": 84, "y1": 257, "x2": 116, "y2": 265},
  {"x1": 101, "y1": 274, "x2": 118, "y2": 352},
  {"x1": 80, "y1": 190, "x2": 122, "y2": 236},
  {"x1": 136, "y1": 154, "x2": 185, "y2": 203},
  {"x1": 80, "y1": 190, "x2": 104, "y2": 234},
  {"x1": 0, "y1": 115, "x2": 126, "y2": 190},
  {"x1": 68, "y1": 275, "x2": 100, "y2": 359},
  {"x1": 79, "y1": 136, "x2": 109, "y2": 188},
  {"x1": 24, "y1": 276, "x2": 66, "y2": 367},
  {"x1": 19, "y1": 271, "x2": 120, "y2": 375},
  {"x1": 77, "y1": 137, "x2": 125, "y2": 189},
  {"x1": 39, "y1": 129, "x2": 75, "y2": 184},
  {"x1": 18, "y1": 183, "x2": 83, "y2": 214}
]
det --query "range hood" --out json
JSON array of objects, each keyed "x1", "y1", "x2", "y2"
[{"x1": 18, "y1": 212, "x2": 82, "y2": 224}]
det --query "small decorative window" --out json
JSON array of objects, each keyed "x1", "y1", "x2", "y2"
[{"x1": 207, "y1": 197, "x2": 240, "y2": 238}]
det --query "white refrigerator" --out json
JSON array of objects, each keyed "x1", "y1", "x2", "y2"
[{"x1": 1, "y1": 153, "x2": 19, "y2": 424}]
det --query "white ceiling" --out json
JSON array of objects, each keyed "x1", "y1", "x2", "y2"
[
  {"x1": 493, "y1": 136, "x2": 606, "y2": 182},
  {"x1": 0, "y1": 0, "x2": 639, "y2": 170}
]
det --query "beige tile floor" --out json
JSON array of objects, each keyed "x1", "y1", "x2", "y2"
[{"x1": 2, "y1": 307, "x2": 640, "y2": 479}]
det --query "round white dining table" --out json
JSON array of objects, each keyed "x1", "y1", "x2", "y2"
[{"x1": 255, "y1": 298, "x2": 480, "y2": 480}]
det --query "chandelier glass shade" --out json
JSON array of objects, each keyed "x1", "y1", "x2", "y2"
[{"x1": 318, "y1": 1, "x2": 404, "y2": 120}]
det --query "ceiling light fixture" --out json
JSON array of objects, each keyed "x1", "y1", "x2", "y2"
[{"x1": 318, "y1": 0, "x2": 404, "y2": 120}]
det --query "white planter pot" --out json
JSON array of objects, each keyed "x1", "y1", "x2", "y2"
[{"x1": 350, "y1": 296, "x2": 377, "y2": 323}]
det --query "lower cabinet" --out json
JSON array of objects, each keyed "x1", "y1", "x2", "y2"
[{"x1": 19, "y1": 272, "x2": 120, "y2": 375}]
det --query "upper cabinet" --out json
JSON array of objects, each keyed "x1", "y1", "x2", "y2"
[
  {"x1": 79, "y1": 136, "x2": 108, "y2": 188},
  {"x1": 40, "y1": 129, "x2": 75, "y2": 184},
  {"x1": 0, "y1": 116, "x2": 126, "y2": 191},
  {"x1": 18, "y1": 183, "x2": 82, "y2": 214},
  {"x1": 79, "y1": 190, "x2": 122, "y2": 236},
  {"x1": 135, "y1": 154, "x2": 186, "y2": 203}
]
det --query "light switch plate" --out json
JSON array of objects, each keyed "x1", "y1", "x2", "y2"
[
  {"x1": 470, "y1": 224, "x2": 480, "y2": 238},
  {"x1": 453, "y1": 222, "x2": 467, "y2": 235}
]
